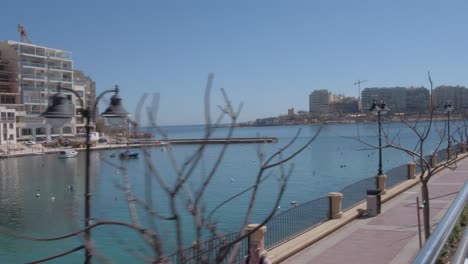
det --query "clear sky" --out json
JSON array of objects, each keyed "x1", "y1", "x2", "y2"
[{"x1": 2, "y1": 0, "x2": 468, "y2": 125}]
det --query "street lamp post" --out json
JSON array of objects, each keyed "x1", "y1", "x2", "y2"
[
  {"x1": 370, "y1": 99, "x2": 390, "y2": 177},
  {"x1": 41, "y1": 84, "x2": 129, "y2": 264},
  {"x1": 444, "y1": 101, "x2": 454, "y2": 158}
]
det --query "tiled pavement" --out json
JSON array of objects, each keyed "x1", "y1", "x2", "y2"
[{"x1": 281, "y1": 160, "x2": 468, "y2": 264}]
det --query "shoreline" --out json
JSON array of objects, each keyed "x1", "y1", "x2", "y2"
[{"x1": 0, "y1": 137, "x2": 278, "y2": 159}]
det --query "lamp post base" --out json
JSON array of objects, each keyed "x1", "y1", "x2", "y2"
[{"x1": 377, "y1": 174, "x2": 387, "y2": 194}]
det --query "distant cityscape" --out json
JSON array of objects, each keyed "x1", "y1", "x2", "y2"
[
  {"x1": 246, "y1": 85, "x2": 467, "y2": 126},
  {"x1": 1, "y1": 38, "x2": 467, "y2": 141}
]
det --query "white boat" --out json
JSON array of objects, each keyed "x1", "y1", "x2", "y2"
[{"x1": 58, "y1": 149, "x2": 78, "y2": 159}]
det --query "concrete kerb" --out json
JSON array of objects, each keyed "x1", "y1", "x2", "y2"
[{"x1": 269, "y1": 153, "x2": 468, "y2": 263}]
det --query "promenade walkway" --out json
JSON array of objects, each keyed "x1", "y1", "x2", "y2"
[{"x1": 278, "y1": 158, "x2": 468, "y2": 264}]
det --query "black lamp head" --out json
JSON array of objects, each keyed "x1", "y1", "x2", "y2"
[{"x1": 41, "y1": 90, "x2": 74, "y2": 120}]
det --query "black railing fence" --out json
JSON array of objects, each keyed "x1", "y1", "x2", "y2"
[
  {"x1": 340, "y1": 176, "x2": 376, "y2": 211},
  {"x1": 436, "y1": 148, "x2": 449, "y2": 164},
  {"x1": 167, "y1": 231, "x2": 248, "y2": 264},
  {"x1": 265, "y1": 197, "x2": 329, "y2": 249},
  {"x1": 386, "y1": 164, "x2": 408, "y2": 189},
  {"x1": 164, "y1": 146, "x2": 464, "y2": 263}
]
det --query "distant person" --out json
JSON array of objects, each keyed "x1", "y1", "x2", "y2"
[{"x1": 242, "y1": 241, "x2": 271, "y2": 264}]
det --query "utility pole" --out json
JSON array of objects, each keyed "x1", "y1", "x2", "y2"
[{"x1": 354, "y1": 80, "x2": 368, "y2": 112}]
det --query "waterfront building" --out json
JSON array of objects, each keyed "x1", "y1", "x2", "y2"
[
  {"x1": 361, "y1": 87, "x2": 406, "y2": 112},
  {"x1": 0, "y1": 106, "x2": 16, "y2": 145},
  {"x1": 309, "y1": 89, "x2": 330, "y2": 113},
  {"x1": 406, "y1": 87, "x2": 429, "y2": 113},
  {"x1": 0, "y1": 40, "x2": 77, "y2": 141},
  {"x1": 329, "y1": 97, "x2": 359, "y2": 114},
  {"x1": 73, "y1": 70, "x2": 96, "y2": 133},
  {"x1": 433, "y1": 85, "x2": 468, "y2": 112}
]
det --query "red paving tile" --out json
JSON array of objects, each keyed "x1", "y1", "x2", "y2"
[
  {"x1": 368, "y1": 202, "x2": 442, "y2": 227},
  {"x1": 310, "y1": 229, "x2": 416, "y2": 264}
]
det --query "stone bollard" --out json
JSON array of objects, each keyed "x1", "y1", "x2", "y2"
[
  {"x1": 461, "y1": 143, "x2": 466, "y2": 153},
  {"x1": 407, "y1": 162, "x2": 416, "y2": 179},
  {"x1": 246, "y1": 224, "x2": 267, "y2": 259},
  {"x1": 431, "y1": 154, "x2": 437, "y2": 168},
  {"x1": 377, "y1": 174, "x2": 387, "y2": 194},
  {"x1": 447, "y1": 148, "x2": 453, "y2": 160},
  {"x1": 328, "y1": 192, "x2": 343, "y2": 219}
]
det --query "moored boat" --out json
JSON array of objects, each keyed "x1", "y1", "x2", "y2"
[
  {"x1": 119, "y1": 150, "x2": 139, "y2": 159},
  {"x1": 58, "y1": 149, "x2": 78, "y2": 159}
]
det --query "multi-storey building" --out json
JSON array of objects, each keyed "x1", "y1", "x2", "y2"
[
  {"x1": 0, "y1": 106, "x2": 16, "y2": 145},
  {"x1": 73, "y1": 70, "x2": 96, "y2": 133},
  {"x1": 309, "y1": 89, "x2": 330, "y2": 113},
  {"x1": 0, "y1": 40, "x2": 76, "y2": 141},
  {"x1": 361, "y1": 87, "x2": 407, "y2": 112},
  {"x1": 329, "y1": 97, "x2": 359, "y2": 113},
  {"x1": 432, "y1": 85, "x2": 468, "y2": 112},
  {"x1": 406, "y1": 87, "x2": 429, "y2": 113}
]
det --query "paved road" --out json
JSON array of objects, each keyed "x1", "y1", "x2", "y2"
[{"x1": 281, "y1": 160, "x2": 468, "y2": 264}]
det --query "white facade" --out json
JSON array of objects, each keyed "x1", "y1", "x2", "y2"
[
  {"x1": 0, "y1": 40, "x2": 76, "y2": 141},
  {"x1": 0, "y1": 106, "x2": 16, "y2": 144}
]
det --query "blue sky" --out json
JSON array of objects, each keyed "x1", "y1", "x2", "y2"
[{"x1": 2, "y1": 0, "x2": 468, "y2": 125}]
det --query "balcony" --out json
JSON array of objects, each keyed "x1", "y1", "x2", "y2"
[
  {"x1": 48, "y1": 76, "x2": 72, "y2": 83},
  {"x1": 46, "y1": 51, "x2": 72, "y2": 60},
  {"x1": 23, "y1": 97, "x2": 48, "y2": 104},
  {"x1": 19, "y1": 50, "x2": 46, "y2": 57},
  {"x1": 21, "y1": 73, "x2": 46, "y2": 80},
  {"x1": 0, "y1": 117, "x2": 15, "y2": 122},
  {"x1": 21, "y1": 86, "x2": 48, "y2": 93},
  {"x1": 22, "y1": 61, "x2": 46, "y2": 68},
  {"x1": 48, "y1": 65, "x2": 72, "y2": 72}
]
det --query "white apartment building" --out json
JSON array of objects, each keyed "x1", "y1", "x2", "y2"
[
  {"x1": 0, "y1": 106, "x2": 16, "y2": 145},
  {"x1": 0, "y1": 40, "x2": 77, "y2": 141}
]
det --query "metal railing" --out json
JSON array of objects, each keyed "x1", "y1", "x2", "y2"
[
  {"x1": 48, "y1": 65, "x2": 72, "y2": 71},
  {"x1": 167, "y1": 231, "x2": 248, "y2": 264},
  {"x1": 265, "y1": 196, "x2": 329, "y2": 249},
  {"x1": 21, "y1": 61, "x2": 46, "y2": 68},
  {"x1": 340, "y1": 176, "x2": 376, "y2": 211},
  {"x1": 21, "y1": 73, "x2": 46, "y2": 80},
  {"x1": 386, "y1": 164, "x2": 409, "y2": 188},
  {"x1": 48, "y1": 76, "x2": 72, "y2": 82},
  {"x1": 412, "y1": 182, "x2": 468, "y2": 264}
]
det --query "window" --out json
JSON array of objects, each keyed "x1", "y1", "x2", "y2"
[
  {"x1": 9, "y1": 123, "x2": 13, "y2": 129},
  {"x1": 1, "y1": 96, "x2": 16, "y2": 104},
  {"x1": 63, "y1": 126, "x2": 72, "y2": 134},
  {"x1": 21, "y1": 128, "x2": 32, "y2": 136},
  {"x1": 36, "y1": 127, "x2": 46, "y2": 135}
]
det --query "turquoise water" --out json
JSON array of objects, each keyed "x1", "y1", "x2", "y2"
[{"x1": 0, "y1": 121, "x2": 456, "y2": 263}]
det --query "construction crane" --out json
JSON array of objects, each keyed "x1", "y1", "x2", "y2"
[
  {"x1": 354, "y1": 79, "x2": 368, "y2": 112},
  {"x1": 17, "y1": 24, "x2": 32, "y2": 44},
  {"x1": 354, "y1": 79, "x2": 368, "y2": 99}
]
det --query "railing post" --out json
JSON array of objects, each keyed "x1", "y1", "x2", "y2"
[
  {"x1": 408, "y1": 162, "x2": 416, "y2": 179},
  {"x1": 377, "y1": 174, "x2": 387, "y2": 194},
  {"x1": 431, "y1": 154, "x2": 437, "y2": 168},
  {"x1": 461, "y1": 143, "x2": 466, "y2": 153},
  {"x1": 447, "y1": 147, "x2": 453, "y2": 160},
  {"x1": 246, "y1": 224, "x2": 267, "y2": 259},
  {"x1": 328, "y1": 192, "x2": 343, "y2": 219}
]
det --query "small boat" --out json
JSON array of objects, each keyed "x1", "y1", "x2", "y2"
[
  {"x1": 119, "y1": 150, "x2": 139, "y2": 159},
  {"x1": 59, "y1": 149, "x2": 78, "y2": 159}
]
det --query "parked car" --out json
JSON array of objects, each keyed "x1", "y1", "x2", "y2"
[
  {"x1": 42, "y1": 140, "x2": 58, "y2": 147},
  {"x1": 98, "y1": 138, "x2": 108, "y2": 143},
  {"x1": 23, "y1": 140, "x2": 36, "y2": 146}
]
